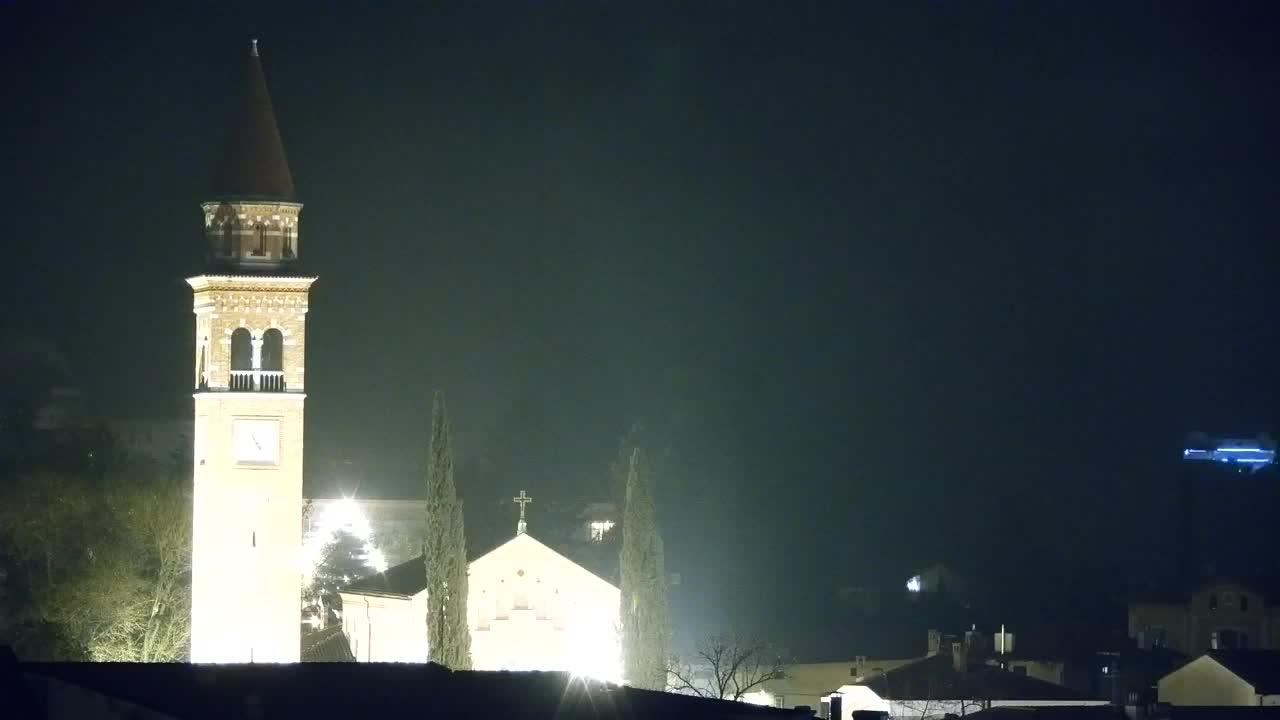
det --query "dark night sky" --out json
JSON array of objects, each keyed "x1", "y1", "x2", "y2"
[{"x1": 4, "y1": 1, "x2": 1280, "y2": 658}]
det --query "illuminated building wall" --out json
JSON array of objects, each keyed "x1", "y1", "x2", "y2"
[
  {"x1": 189, "y1": 275, "x2": 315, "y2": 663},
  {"x1": 339, "y1": 532, "x2": 623, "y2": 683},
  {"x1": 189, "y1": 41, "x2": 311, "y2": 664},
  {"x1": 468, "y1": 533, "x2": 622, "y2": 681}
]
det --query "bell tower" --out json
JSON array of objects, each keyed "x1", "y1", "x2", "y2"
[{"x1": 188, "y1": 40, "x2": 314, "y2": 663}]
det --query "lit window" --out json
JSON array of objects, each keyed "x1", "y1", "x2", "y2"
[
  {"x1": 906, "y1": 575, "x2": 923, "y2": 593},
  {"x1": 589, "y1": 520, "x2": 615, "y2": 543}
]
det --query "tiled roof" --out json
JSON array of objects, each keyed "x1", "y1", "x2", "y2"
[
  {"x1": 858, "y1": 653, "x2": 1092, "y2": 702},
  {"x1": 1209, "y1": 650, "x2": 1280, "y2": 694},
  {"x1": 300, "y1": 626, "x2": 354, "y2": 662},
  {"x1": 213, "y1": 41, "x2": 295, "y2": 200},
  {"x1": 342, "y1": 554, "x2": 427, "y2": 598}
]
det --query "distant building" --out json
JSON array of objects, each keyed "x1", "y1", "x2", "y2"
[
  {"x1": 757, "y1": 658, "x2": 916, "y2": 712},
  {"x1": 1158, "y1": 650, "x2": 1280, "y2": 706},
  {"x1": 851, "y1": 643, "x2": 1107, "y2": 719},
  {"x1": 1182, "y1": 434, "x2": 1276, "y2": 472},
  {"x1": 1129, "y1": 578, "x2": 1280, "y2": 655}
]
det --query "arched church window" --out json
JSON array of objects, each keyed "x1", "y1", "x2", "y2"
[
  {"x1": 254, "y1": 225, "x2": 266, "y2": 256},
  {"x1": 230, "y1": 328, "x2": 253, "y2": 371},
  {"x1": 197, "y1": 345, "x2": 207, "y2": 389},
  {"x1": 230, "y1": 328, "x2": 253, "y2": 390},
  {"x1": 283, "y1": 226, "x2": 294, "y2": 258},
  {"x1": 222, "y1": 222, "x2": 234, "y2": 256},
  {"x1": 261, "y1": 328, "x2": 284, "y2": 371}
]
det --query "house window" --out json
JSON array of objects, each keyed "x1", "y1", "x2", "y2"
[
  {"x1": 1150, "y1": 627, "x2": 1167, "y2": 648},
  {"x1": 1241, "y1": 594, "x2": 1250, "y2": 612},
  {"x1": 1215, "y1": 629, "x2": 1243, "y2": 650},
  {"x1": 1224, "y1": 592, "x2": 1234, "y2": 608},
  {"x1": 1210, "y1": 594, "x2": 1218, "y2": 611}
]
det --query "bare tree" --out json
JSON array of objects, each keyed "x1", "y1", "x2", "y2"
[
  {"x1": 0, "y1": 462, "x2": 191, "y2": 661},
  {"x1": 668, "y1": 632, "x2": 790, "y2": 702}
]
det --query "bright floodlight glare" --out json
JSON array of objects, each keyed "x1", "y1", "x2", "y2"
[
  {"x1": 741, "y1": 690, "x2": 775, "y2": 706},
  {"x1": 906, "y1": 575, "x2": 922, "y2": 593},
  {"x1": 566, "y1": 610, "x2": 622, "y2": 684},
  {"x1": 301, "y1": 497, "x2": 390, "y2": 586}
]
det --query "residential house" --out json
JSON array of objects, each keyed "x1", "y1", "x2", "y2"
[
  {"x1": 1158, "y1": 650, "x2": 1280, "y2": 706},
  {"x1": 1130, "y1": 578, "x2": 1280, "y2": 655}
]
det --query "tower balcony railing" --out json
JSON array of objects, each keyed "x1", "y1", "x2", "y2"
[{"x1": 229, "y1": 370, "x2": 286, "y2": 392}]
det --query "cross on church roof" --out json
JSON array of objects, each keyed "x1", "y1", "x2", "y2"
[{"x1": 513, "y1": 490, "x2": 532, "y2": 535}]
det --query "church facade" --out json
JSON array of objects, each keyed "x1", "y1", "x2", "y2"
[
  {"x1": 341, "y1": 513, "x2": 622, "y2": 682},
  {"x1": 189, "y1": 40, "x2": 313, "y2": 663}
]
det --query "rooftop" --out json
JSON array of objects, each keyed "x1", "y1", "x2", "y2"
[
  {"x1": 9, "y1": 657, "x2": 812, "y2": 720},
  {"x1": 212, "y1": 40, "x2": 295, "y2": 201}
]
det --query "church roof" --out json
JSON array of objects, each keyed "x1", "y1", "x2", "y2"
[
  {"x1": 212, "y1": 40, "x2": 296, "y2": 201},
  {"x1": 342, "y1": 554, "x2": 427, "y2": 598},
  {"x1": 340, "y1": 533, "x2": 618, "y2": 599}
]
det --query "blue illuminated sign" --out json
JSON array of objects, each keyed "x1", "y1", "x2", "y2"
[{"x1": 1182, "y1": 439, "x2": 1275, "y2": 471}]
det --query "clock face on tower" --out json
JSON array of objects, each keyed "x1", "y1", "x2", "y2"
[{"x1": 234, "y1": 418, "x2": 281, "y2": 466}]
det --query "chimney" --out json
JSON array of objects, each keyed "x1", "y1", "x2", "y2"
[
  {"x1": 964, "y1": 626, "x2": 987, "y2": 657},
  {"x1": 928, "y1": 629, "x2": 942, "y2": 656},
  {"x1": 952, "y1": 641, "x2": 968, "y2": 673}
]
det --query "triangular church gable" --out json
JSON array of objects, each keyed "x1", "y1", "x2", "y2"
[{"x1": 468, "y1": 533, "x2": 618, "y2": 595}]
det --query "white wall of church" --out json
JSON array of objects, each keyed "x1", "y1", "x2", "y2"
[
  {"x1": 340, "y1": 592, "x2": 429, "y2": 663},
  {"x1": 467, "y1": 534, "x2": 621, "y2": 680}
]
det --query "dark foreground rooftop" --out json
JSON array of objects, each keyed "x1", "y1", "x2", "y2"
[{"x1": 3, "y1": 649, "x2": 813, "y2": 720}]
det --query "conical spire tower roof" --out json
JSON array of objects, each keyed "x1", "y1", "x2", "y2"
[{"x1": 213, "y1": 39, "x2": 296, "y2": 200}]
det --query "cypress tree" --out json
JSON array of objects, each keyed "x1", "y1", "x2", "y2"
[
  {"x1": 424, "y1": 391, "x2": 471, "y2": 669},
  {"x1": 619, "y1": 445, "x2": 670, "y2": 690}
]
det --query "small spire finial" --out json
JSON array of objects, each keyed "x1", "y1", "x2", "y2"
[{"x1": 250, "y1": 39, "x2": 259, "y2": 57}]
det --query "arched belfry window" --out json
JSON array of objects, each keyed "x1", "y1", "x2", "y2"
[
  {"x1": 230, "y1": 328, "x2": 253, "y2": 371},
  {"x1": 222, "y1": 222, "x2": 234, "y2": 256},
  {"x1": 283, "y1": 226, "x2": 294, "y2": 258},
  {"x1": 261, "y1": 329, "x2": 284, "y2": 371},
  {"x1": 254, "y1": 225, "x2": 266, "y2": 256}
]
